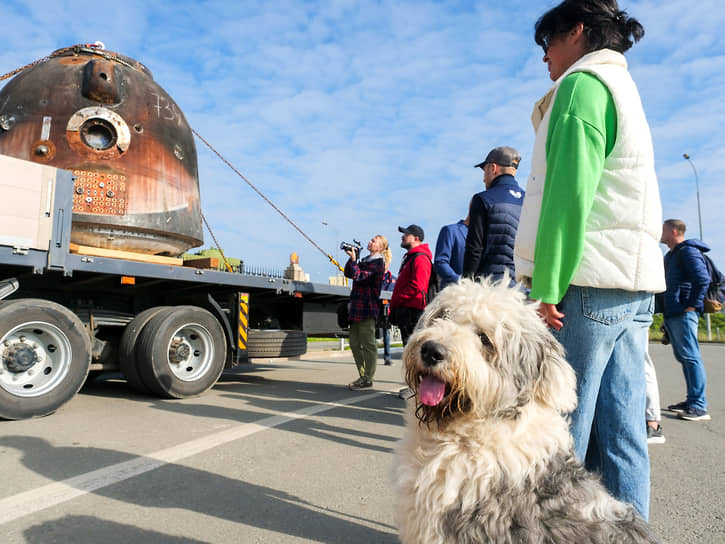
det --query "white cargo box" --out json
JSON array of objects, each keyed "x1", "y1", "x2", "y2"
[{"x1": 0, "y1": 154, "x2": 57, "y2": 251}]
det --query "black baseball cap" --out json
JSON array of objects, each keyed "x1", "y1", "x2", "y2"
[
  {"x1": 474, "y1": 146, "x2": 521, "y2": 169},
  {"x1": 398, "y1": 224, "x2": 424, "y2": 241}
]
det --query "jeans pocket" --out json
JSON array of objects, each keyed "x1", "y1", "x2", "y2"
[{"x1": 581, "y1": 287, "x2": 635, "y2": 325}]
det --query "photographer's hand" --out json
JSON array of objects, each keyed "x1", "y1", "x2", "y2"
[{"x1": 344, "y1": 249, "x2": 356, "y2": 260}]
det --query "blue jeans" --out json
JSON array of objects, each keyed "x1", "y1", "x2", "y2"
[
  {"x1": 382, "y1": 326, "x2": 391, "y2": 360},
  {"x1": 553, "y1": 286, "x2": 653, "y2": 520},
  {"x1": 663, "y1": 312, "x2": 707, "y2": 410}
]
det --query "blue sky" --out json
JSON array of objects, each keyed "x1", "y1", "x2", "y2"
[{"x1": 2, "y1": 0, "x2": 723, "y2": 283}]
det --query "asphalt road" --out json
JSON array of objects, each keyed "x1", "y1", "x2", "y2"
[{"x1": 0, "y1": 342, "x2": 722, "y2": 543}]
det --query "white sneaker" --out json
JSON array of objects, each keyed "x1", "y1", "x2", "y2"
[{"x1": 646, "y1": 424, "x2": 665, "y2": 444}]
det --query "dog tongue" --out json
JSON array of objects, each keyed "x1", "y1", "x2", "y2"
[{"x1": 419, "y1": 375, "x2": 446, "y2": 406}]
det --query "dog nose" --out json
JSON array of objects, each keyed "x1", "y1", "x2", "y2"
[{"x1": 420, "y1": 341, "x2": 447, "y2": 367}]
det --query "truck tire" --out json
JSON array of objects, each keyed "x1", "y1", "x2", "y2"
[
  {"x1": 0, "y1": 299, "x2": 91, "y2": 419},
  {"x1": 135, "y1": 306, "x2": 226, "y2": 398},
  {"x1": 119, "y1": 306, "x2": 170, "y2": 393},
  {"x1": 247, "y1": 329, "x2": 307, "y2": 358}
]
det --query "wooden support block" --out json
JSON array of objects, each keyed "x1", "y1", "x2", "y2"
[
  {"x1": 183, "y1": 257, "x2": 220, "y2": 269},
  {"x1": 69, "y1": 243, "x2": 183, "y2": 266}
]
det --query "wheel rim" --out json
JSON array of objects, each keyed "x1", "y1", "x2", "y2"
[
  {"x1": 165, "y1": 323, "x2": 215, "y2": 382},
  {"x1": 0, "y1": 321, "x2": 73, "y2": 397}
]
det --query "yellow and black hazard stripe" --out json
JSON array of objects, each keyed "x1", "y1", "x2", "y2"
[{"x1": 236, "y1": 292, "x2": 249, "y2": 362}]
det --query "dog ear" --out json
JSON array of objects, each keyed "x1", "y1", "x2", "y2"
[{"x1": 533, "y1": 336, "x2": 577, "y2": 413}]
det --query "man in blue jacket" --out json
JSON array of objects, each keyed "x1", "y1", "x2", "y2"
[
  {"x1": 463, "y1": 146, "x2": 525, "y2": 285},
  {"x1": 661, "y1": 219, "x2": 711, "y2": 421},
  {"x1": 434, "y1": 207, "x2": 469, "y2": 290}
]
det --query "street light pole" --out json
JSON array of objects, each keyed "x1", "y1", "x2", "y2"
[
  {"x1": 683, "y1": 153, "x2": 703, "y2": 240},
  {"x1": 683, "y1": 153, "x2": 711, "y2": 340}
]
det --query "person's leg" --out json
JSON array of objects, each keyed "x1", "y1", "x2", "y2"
[
  {"x1": 555, "y1": 287, "x2": 651, "y2": 520},
  {"x1": 644, "y1": 347, "x2": 665, "y2": 443},
  {"x1": 644, "y1": 348, "x2": 661, "y2": 424},
  {"x1": 663, "y1": 315, "x2": 690, "y2": 402},
  {"x1": 359, "y1": 318, "x2": 377, "y2": 381},
  {"x1": 383, "y1": 326, "x2": 392, "y2": 364},
  {"x1": 552, "y1": 286, "x2": 614, "y2": 462},
  {"x1": 664, "y1": 313, "x2": 707, "y2": 410},
  {"x1": 593, "y1": 292, "x2": 652, "y2": 520},
  {"x1": 348, "y1": 320, "x2": 364, "y2": 377},
  {"x1": 398, "y1": 307, "x2": 422, "y2": 347},
  {"x1": 397, "y1": 308, "x2": 422, "y2": 397}
]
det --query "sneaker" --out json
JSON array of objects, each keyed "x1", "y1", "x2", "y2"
[
  {"x1": 647, "y1": 424, "x2": 666, "y2": 444},
  {"x1": 667, "y1": 401, "x2": 688, "y2": 413},
  {"x1": 384, "y1": 358, "x2": 392, "y2": 366},
  {"x1": 678, "y1": 406, "x2": 711, "y2": 421},
  {"x1": 348, "y1": 377, "x2": 372, "y2": 390}
]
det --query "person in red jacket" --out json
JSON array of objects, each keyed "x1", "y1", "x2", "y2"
[{"x1": 390, "y1": 224, "x2": 433, "y2": 345}]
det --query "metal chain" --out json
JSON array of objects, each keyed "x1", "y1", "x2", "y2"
[
  {"x1": 1, "y1": 45, "x2": 76, "y2": 82},
  {"x1": 0, "y1": 44, "x2": 107, "y2": 82},
  {"x1": 73, "y1": 47, "x2": 143, "y2": 73},
  {"x1": 0, "y1": 43, "x2": 144, "y2": 83}
]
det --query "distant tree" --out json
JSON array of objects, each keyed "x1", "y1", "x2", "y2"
[{"x1": 700, "y1": 312, "x2": 725, "y2": 334}]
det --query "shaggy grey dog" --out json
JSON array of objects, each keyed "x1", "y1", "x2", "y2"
[{"x1": 393, "y1": 278, "x2": 661, "y2": 544}]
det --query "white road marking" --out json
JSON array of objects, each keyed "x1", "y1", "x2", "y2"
[{"x1": 0, "y1": 390, "x2": 391, "y2": 525}]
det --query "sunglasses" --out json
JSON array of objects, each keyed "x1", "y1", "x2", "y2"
[{"x1": 541, "y1": 34, "x2": 557, "y2": 54}]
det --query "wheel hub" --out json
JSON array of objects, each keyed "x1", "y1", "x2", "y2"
[
  {"x1": 3, "y1": 342, "x2": 39, "y2": 372},
  {"x1": 169, "y1": 339, "x2": 191, "y2": 364},
  {"x1": 0, "y1": 319, "x2": 75, "y2": 401}
]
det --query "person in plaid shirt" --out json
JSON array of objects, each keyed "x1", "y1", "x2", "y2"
[{"x1": 344, "y1": 235, "x2": 390, "y2": 390}]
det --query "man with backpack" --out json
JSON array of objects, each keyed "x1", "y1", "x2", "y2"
[
  {"x1": 660, "y1": 219, "x2": 712, "y2": 421},
  {"x1": 390, "y1": 224, "x2": 433, "y2": 346}
]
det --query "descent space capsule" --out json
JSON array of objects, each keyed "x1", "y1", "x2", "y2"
[{"x1": 0, "y1": 45, "x2": 203, "y2": 256}]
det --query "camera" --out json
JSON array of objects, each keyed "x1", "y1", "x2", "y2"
[{"x1": 340, "y1": 239, "x2": 362, "y2": 260}]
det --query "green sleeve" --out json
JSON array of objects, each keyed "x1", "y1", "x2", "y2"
[{"x1": 529, "y1": 72, "x2": 616, "y2": 304}]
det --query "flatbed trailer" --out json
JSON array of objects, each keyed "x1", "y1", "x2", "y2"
[{"x1": 0, "y1": 154, "x2": 350, "y2": 419}]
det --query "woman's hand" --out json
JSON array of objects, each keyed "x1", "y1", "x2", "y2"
[{"x1": 538, "y1": 302, "x2": 565, "y2": 331}]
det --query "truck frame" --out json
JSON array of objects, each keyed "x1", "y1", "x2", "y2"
[{"x1": 0, "y1": 154, "x2": 350, "y2": 419}]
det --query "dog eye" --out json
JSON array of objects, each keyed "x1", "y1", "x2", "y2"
[{"x1": 479, "y1": 333, "x2": 491, "y2": 346}]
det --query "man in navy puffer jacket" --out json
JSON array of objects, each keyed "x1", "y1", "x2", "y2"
[
  {"x1": 661, "y1": 219, "x2": 711, "y2": 421},
  {"x1": 463, "y1": 146, "x2": 525, "y2": 285}
]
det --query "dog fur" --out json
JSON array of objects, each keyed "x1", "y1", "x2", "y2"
[{"x1": 393, "y1": 278, "x2": 660, "y2": 543}]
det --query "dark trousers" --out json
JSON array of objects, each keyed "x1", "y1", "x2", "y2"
[{"x1": 391, "y1": 306, "x2": 423, "y2": 346}]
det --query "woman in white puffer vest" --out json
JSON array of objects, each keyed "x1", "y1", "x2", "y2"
[{"x1": 513, "y1": 0, "x2": 665, "y2": 521}]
